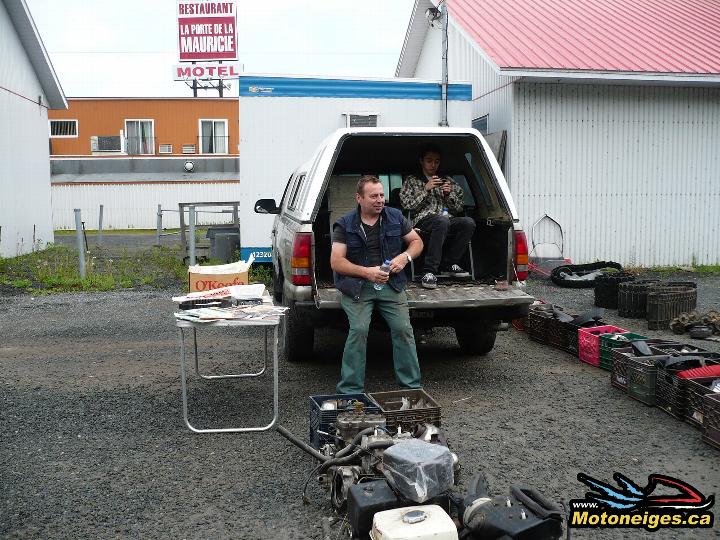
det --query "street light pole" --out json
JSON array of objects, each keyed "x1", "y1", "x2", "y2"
[{"x1": 439, "y1": 0, "x2": 449, "y2": 127}]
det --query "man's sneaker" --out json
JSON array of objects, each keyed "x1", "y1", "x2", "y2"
[
  {"x1": 421, "y1": 272, "x2": 437, "y2": 289},
  {"x1": 440, "y1": 264, "x2": 470, "y2": 278}
]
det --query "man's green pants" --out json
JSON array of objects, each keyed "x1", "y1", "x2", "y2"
[{"x1": 336, "y1": 282, "x2": 422, "y2": 394}]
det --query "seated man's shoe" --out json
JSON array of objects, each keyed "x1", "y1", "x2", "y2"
[
  {"x1": 439, "y1": 264, "x2": 470, "y2": 278},
  {"x1": 421, "y1": 272, "x2": 438, "y2": 289}
]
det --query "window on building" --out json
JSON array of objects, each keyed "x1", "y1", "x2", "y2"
[
  {"x1": 125, "y1": 119, "x2": 154, "y2": 154},
  {"x1": 199, "y1": 119, "x2": 228, "y2": 154},
  {"x1": 49, "y1": 120, "x2": 78, "y2": 138},
  {"x1": 472, "y1": 115, "x2": 489, "y2": 134}
]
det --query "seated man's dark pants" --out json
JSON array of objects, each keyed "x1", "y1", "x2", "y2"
[{"x1": 415, "y1": 215, "x2": 475, "y2": 274}]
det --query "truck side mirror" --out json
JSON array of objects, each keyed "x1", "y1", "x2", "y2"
[{"x1": 254, "y1": 199, "x2": 280, "y2": 214}]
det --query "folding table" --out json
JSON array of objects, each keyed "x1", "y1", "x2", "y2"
[{"x1": 175, "y1": 317, "x2": 280, "y2": 433}]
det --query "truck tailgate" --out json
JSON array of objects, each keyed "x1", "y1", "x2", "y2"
[{"x1": 315, "y1": 283, "x2": 534, "y2": 309}]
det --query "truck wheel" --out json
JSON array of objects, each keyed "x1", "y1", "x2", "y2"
[
  {"x1": 281, "y1": 303, "x2": 314, "y2": 363},
  {"x1": 454, "y1": 325, "x2": 497, "y2": 355}
]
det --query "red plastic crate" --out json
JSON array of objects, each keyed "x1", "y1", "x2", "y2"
[{"x1": 578, "y1": 325, "x2": 626, "y2": 367}]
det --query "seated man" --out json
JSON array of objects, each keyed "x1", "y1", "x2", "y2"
[
  {"x1": 399, "y1": 144, "x2": 476, "y2": 289},
  {"x1": 331, "y1": 175, "x2": 424, "y2": 394}
]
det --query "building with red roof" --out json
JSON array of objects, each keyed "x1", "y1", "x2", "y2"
[{"x1": 397, "y1": 0, "x2": 720, "y2": 266}]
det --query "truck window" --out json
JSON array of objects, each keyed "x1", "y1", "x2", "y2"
[
  {"x1": 279, "y1": 173, "x2": 294, "y2": 210},
  {"x1": 287, "y1": 174, "x2": 306, "y2": 211}
]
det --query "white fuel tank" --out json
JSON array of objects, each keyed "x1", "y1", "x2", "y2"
[{"x1": 369, "y1": 505, "x2": 458, "y2": 540}]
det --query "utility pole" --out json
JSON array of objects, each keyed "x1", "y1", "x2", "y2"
[{"x1": 439, "y1": 0, "x2": 449, "y2": 127}]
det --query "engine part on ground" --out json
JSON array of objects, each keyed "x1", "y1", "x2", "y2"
[
  {"x1": 360, "y1": 431, "x2": 394, "y2": 474},
  {"x1": 348, "y1": 479, "x2": 400, "y2": 538},
  {"x1": 330, "y1": 465, "x2": 363, "y2": 511},
  {"x1": 550, "y1": 261, "x2": 623, "y2": 288},
  {"x1": 459, "y1": 475, "x2": 563, "y2": 540},
  {"x1": 670, "y1": 310, "x2": 720, "y2": 337},
  {"x1": 383, "y1": 439, "x2": 454, "y2": 503},
  {"x1": 371, "y1": 505, "x2": 459, "y2": 540},
  {"x1": 689, "y1": 324, "x2": 714, "y2": 339},
  {"x1": 275, "y1": 424, "x2": 329, "y2": 462},
  {"x1": 336, "y1": 410, "x2": 387, "y2": 447}
]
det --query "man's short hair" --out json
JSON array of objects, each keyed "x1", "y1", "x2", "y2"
[
  {"x1": 419, "y1": 144, "x2": 442, "y2": 160},
  {"x1": 356, "y1": 175, "x2": 381, "y2": 196}
]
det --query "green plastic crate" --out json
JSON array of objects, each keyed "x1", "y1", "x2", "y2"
[{"x1": 599, "y1": 333, "x2": 648, "y2": 371}]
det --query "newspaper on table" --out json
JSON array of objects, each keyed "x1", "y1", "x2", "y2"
[
  {"x1": 172, "y1": 283, "x2": 266, "y2": 303},
  {"x1": 174, "y1": 303, "x2": 287, "y2": 323}
]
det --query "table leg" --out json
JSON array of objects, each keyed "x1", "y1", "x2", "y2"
[
  {"x1": 178, "y1": 325, "x2": 280, "y2": 434},
  {"x1": 193, "y1": 326, "x2": 267, "y2": 380}
]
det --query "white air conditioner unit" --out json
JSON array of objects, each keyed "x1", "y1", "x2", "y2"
[
  {"x1": 159, "y1": 144, "x2": 173, "y2": 154},
  {"x1": 182, "y1": 144, "x2": 196, "y2": 154}
]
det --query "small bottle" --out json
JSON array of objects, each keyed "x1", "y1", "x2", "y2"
[
  {"x1": 374, "y1": 259, "x2": 392, "y2": 291},
  {"x1": 442, "y1": 206, "x2": 450, "y2": 217}
]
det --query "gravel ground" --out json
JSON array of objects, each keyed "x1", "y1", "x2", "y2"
[{"x1": 1, "y1": 274, "x2": 719, "y2": 539}]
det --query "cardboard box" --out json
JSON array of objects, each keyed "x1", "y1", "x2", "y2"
[
  {"x1": 188, "y1": 270, "x2": 248, "y2": 292},
  {"x1": 188, "y1": 258, "x2": 253, "y2": 292}
]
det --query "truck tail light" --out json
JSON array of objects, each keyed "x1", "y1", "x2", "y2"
[
  {"x1": 291, "y1": 232, "x2": 312, "y2": 286},
  {"x1": 514, "y1": 230, "x2": 529, "y2": 282}
]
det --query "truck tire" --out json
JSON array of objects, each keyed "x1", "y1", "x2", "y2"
[
  {"x1": 454, "y1": 325, "x2": 497, "y2": 355},
  {"x1": 281, "y1": 303, "x2": 314, "y2": 363}
]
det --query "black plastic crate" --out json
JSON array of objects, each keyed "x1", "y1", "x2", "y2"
[
  {"x1": 368, "y1": 389, "x2": 441, "y2": 432},
  {"x1": 599, "y1": 333, "x2": 647, "y2": 371},
  {"x1": 610, "y1": 340, "x2": 678, "y2": 393},
  {"x1": 685, "y1": 378, "x2": 718, "y2": 429},
  {"x1": 626, "y1": 355, "x2": 674, "y2": 406},
  {"x1": 309, "y1": 393, "x2": 381, "y2": 449},
  {"x1": 526, "y1": 305, "x2": 554, "y2": 344},
  {"x1": 654, "y1": 356, "x2": 718, "y2": 419},
  {"x1": 702, "y1": 393, "x2": 720, "y2": 451}
]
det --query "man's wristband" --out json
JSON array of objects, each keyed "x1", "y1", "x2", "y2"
[{"x1": 404, "y1": 252, "x2": 412, "y2": 263}]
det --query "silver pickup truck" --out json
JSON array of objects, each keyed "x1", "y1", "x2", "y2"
[{"x1": 254, "y1": 127, "x2": 534, "y2": 362}]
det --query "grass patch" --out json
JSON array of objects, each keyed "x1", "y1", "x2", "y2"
[
  {"x1": 0, "y1": 245, "x2": 272, "y2": 294},
  {"x1": 625, "y1": 265, "x2": 720, "y2": 277}
]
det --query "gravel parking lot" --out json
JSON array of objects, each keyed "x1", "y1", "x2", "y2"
[{"x1": 1, "y1": 275, "x2": 719, "y2": 539}]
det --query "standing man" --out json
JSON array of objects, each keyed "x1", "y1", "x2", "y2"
[
  {"x1": 331, "y1": 175, "x2": 424, "y2": 394},
  {"x1": 399, "y1": 144, "x2": 476, "y2": 289}
]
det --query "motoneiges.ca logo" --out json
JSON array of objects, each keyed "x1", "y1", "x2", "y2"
[{"x1": 569, "y1": 472, "x2": 715, "y2": 531}]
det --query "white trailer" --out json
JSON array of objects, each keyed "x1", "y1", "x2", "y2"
[{"x1": 237, "y1": 74, "x2": 472, "y2": 262}]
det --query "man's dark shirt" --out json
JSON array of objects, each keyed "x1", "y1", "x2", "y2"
[{"x1": 333, "y1": 215, "x2": 412, "y2": 267}]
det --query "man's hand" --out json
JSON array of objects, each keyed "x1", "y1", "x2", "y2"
[
  {"x1": 442, "y1": 179, "x2": 452, "y2": 195},
  {"x1": 388, "y1": 254, "x2": 409, "y2": 274},
  {"x1": 365, "y1": 266, "x2": 390, "y2": 284},
  {"x1": 424, "y1": 176, "x2": 444, "y2": 191}
]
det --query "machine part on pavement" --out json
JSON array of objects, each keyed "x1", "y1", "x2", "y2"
[
  {"x1": 336, "y1": 410, "x2": 387, "y2": 447},
  {"x1": 275, "y1": 424, "x2": 328, "y2": 462},
  {"x1": 460, "y1": 474, "x2": 564, "y2": 540},
  {"x1": 330, "y1": 465, "x2": 363, "y2": 511},
  {"x1": 371, "y1": 505, "x2": 459, "y2": 540}
]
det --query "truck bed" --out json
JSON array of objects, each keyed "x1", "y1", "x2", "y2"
[{"x1": 314, "y1": 280, "x2": 534, "y2": 310}]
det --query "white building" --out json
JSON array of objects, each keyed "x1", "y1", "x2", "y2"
[
  {"x1": 398, "y1": 0, "x2": 720, "y2": 266},
  {"x1": 0, "y1": 0, "x2": 67, "y2": 257}
]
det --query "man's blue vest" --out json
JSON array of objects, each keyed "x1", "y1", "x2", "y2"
[{"x1": 334, "y1": 206, "x2": 408, "y2": 300}]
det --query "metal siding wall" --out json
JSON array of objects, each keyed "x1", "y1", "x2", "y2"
[
  {"x1": 0, "y1": 3, "x2": 54, "y2": 257},
  {"x1": 51, "y1": 183, "x2": 241, "y2": 230},
  {"x1": 238, "y1": 96, "x2": 471, "y2": 248},
  {"x1": 513, "y1": 83, "x2": 720, "y2": 266},
  {"x1": 415, "y1": 21, "x2": 518, "y2": 183}
]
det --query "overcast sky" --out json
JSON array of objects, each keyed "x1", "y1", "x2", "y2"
[{"x1": 25, "y1": 0, "x2": 417, "y2": 98}]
